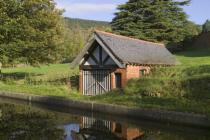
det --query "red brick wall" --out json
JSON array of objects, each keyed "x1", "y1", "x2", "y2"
[
  {"x1": 111, "y1": 65, "x2": 151, "y2": 89},
  {"x1": 126, "y1": 65, "x2": 151, "y2": 80},
  {"x1": 111, "y1": 68, "x2": 127, "y2": 89},
  {"x1": 126, "y1": 65, "x2": 141, "y2": 80},
  {"x1": 79, "y1": 70, "x2": 83, "y2": 94}
]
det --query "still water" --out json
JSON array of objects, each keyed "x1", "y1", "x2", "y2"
[{"x1": 0, "y1": 97, "x2": 209, "y2": 140}]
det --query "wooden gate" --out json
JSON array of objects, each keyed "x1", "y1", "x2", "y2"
[{"x1": 83, "y1": 70, "x2": 111, "y2": 96}]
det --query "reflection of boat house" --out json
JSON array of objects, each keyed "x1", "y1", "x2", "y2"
[
  {"x1": 77, "y1": 116, "x2": 144, "y2": 140},
  {"x1": 72, "y1": 30, "x2": 178, "y2": 96},
  {"x1": 81, "y1": 116, "x2": 112, "y2": 132},
  {"x1": 112, "y1": 123, "x2": 144, "y2": 140}
]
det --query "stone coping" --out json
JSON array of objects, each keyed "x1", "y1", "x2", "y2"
[{"x1": 0, "y1": 91, "x2": 209, "y2": 128}]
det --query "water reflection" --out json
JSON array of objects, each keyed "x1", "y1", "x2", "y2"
[
  {"x1": 77, "y1": 116, "x2": 143, "y2": 140},
  {"x1": 0, "y1": 97, "x2": 209, "y2": 140},
  {"x1": 0, "y1": 103, "x2": 64, "y2": 140},
  {"x1": 64, "y1": 116, "x2": 143, "y2": 140},
  {"x1": 63, "y1": 115, "x2": 210, "y2": 140}
]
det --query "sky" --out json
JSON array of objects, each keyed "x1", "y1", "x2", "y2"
[{"x1": 55, "y1": 0, "x2": 210, "y2": 25}]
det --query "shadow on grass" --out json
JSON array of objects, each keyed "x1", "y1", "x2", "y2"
[
  {"x1": 139, "y1": 97, "x2": 210, "y2": 115},
  {"x1": 181, "y1": 65, "x2": 210, "y2": 76},
  {"x1": 0, "y1": 72, "x2": 43, "y2": 81},
  {"x1": 42, "y1": 75, "x2": 79, "y2": 89},
  {"x1": 0, "y1": 72, "x2": 80, "y2": 90},
  {"x1": 183, "y1": 76, "x2": 210, "y2": 99},
  {"x1": 90, "y1": 91, "x2": 210, "y2": 115},
  {"x1": 140, "y1": 97, "x2": 178, "y2": 107},
  {"x1": 175, "y1": 48, "x2": 210, "y2": 57}
]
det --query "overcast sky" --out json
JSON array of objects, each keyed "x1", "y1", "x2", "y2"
[{"x1": 55, "y1": 0, "x2": 210, "y2": 25}]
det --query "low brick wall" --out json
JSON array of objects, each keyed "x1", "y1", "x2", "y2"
[{"x1": 0, "y1": 91, "x2": 209, "y2": 128}]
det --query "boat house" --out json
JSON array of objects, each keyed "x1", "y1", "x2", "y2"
[{"x1": 72, "y1": 31, "x2": 179, "y2": 96}]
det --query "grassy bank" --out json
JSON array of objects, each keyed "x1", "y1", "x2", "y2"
[
  {"x1": 0, "y1": 48, "x2": 210, "y2": 116},
  {"x1": 115, "y1": 48, "x2": 210, "y2": 115},
  {"x1": 93, "y1": 48, "x2": 210, "y2": 116}
]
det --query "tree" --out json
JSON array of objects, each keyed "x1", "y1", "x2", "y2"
[
  {"x1": 0, "y1": 0, "x2": 64, "y2": 66},
  {"x1": 111, "y1": 0, "x2": 197, "y2": 44},
  {"x1": 202, "y1": 20, "x2": 210, "y2": 33},
  {"x1": 62, "y1": 24, "x2": 87, "y2": 62},
  {"x1": 61, "y1": 19, "x2": 111, "y2": 63}
]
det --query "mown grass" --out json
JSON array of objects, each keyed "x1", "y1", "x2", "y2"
[
  {"x1": 0, "y1": 48, "x2": 210, "y2": 116},
  {"x1": 2, "y1": 64, "x2": 79, "y2": 83},
  {"x1": 176, "y1": 48, "x2": 210, "y2": 66},
  {"x1": 0, "y1": 64, "x2": 84, "y2": 100}
]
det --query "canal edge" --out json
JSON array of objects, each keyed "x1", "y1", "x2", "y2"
[{"x1": 0, "y1": 91, "x2": 209, "y2": 129}]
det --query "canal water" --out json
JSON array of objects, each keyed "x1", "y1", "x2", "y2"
[{"x1": 0, "y1": 97, "x2": 209, "y2": 140}]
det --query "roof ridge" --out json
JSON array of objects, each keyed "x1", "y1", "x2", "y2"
[{"x1": 94, "y1": 30, "x2": 165, "y2": 47}]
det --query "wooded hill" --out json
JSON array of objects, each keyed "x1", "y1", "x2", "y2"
[
  {"x1": 64, "y1": 17, "x2": 110, "y2": 29},
  {"x1": 61, "y1": 18, "x2": 110, "y2": 63}
]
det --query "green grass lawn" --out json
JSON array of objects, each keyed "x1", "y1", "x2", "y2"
[
  {"x1": 0, "y1": 48, "x2": 210, "y2": 116},
  {"x1": 176, "y1": 48, "x2": 210, "y2": 66},
  {"x1": 0, "y1": 64, "x2": 84, "y2": 100},
  {"x1": 2, "y1": 64, "x2": 79, "y2": 83}
]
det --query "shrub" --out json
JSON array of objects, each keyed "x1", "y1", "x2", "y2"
[{"x1": 124, "y1": 66, "x2": 210, "y2": 99}]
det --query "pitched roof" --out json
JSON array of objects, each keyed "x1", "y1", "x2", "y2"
[{"x1": 72, "y1": 30, "x2": 180, "y2": 67}]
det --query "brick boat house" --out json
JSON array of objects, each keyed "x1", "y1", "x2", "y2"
[{"x1": 72, "y1": 31, "x2": 179, "y2": 96}]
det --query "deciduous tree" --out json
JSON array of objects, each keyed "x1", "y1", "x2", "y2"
[{"x1": 0, "y1": 0, "x2": 64, "y2": 65}]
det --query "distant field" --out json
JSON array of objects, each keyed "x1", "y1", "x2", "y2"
[
  {"x1": 0, "y1": 64, "x2": 80, "y2": 99},
  {"x1": 3, "y1": 63, "x2": 70, "y2": 74},
  {"x1": 175, "y1": 48, "x2": 210, "y2": 66},
  {"x1": 2, "y1": 64, "x2": 79, "y2": 83}
]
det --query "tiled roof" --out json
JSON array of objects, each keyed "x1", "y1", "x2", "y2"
[
  {"x1": 71, "y1": 30, "x2": 180, "y2": 67},
  {"x1": 95, "y1": 30, "x2": 179, "y2": 65}
]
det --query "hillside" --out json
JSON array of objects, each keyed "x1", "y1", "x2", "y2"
[{"x1": 64, "y1": 17, "x2": 110, "y2": 29}]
